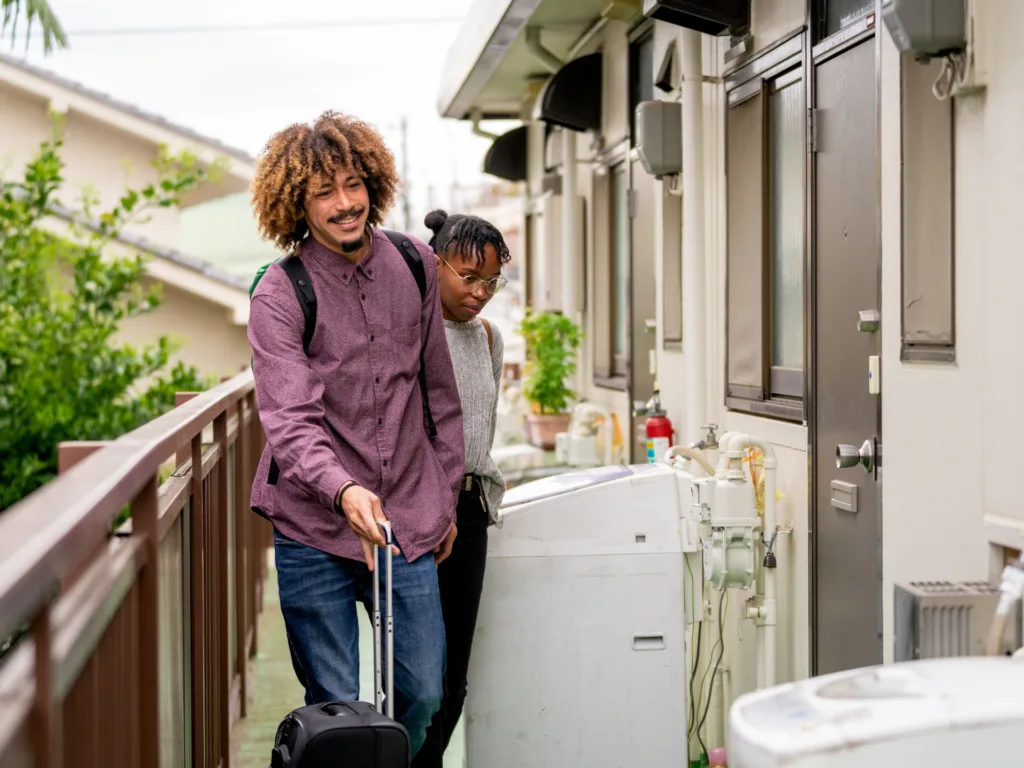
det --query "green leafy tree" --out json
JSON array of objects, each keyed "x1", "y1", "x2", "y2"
[
  {"x1": 518, "y1": 310, "x2": 582, "y2": 415},
  {"x1": 2, "y1": 0, "x2": 66, "y2": 53},
  {"x1": 0, "y1": 125, "x2": 223, "y2": 512}
]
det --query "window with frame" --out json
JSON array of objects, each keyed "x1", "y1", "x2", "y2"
[
  {"x1": 901, "y1": 57, "x2": 955, "y2": 362},
  {"x1": 611, "y1": 162, "x2": 630, "y2": 378},
  {"x1": 725, "y1": 57, "x2": 806, "y2": 419},
  {"x1": 592, "y1": 160, "x2": 631, "y2": 387}
]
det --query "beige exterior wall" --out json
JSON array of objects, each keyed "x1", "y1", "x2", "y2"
[
  {"x1": 1, "y1": 72, "x2": 252, "y2": 384},
  {"x1": 0, "y1": 81, "x2": 180, "y2": 247},
  {"x1": 879, "y1": 0, "x2": 1024, "y2": 661},
  {"x1": 119, "y1": 280, "x2": 251, "y2": 381}
]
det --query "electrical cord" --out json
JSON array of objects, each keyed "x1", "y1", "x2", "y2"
[
  {"x1": 695, "y1": 590, "x2": 729, "y2": 753},
  {"x1": 686, "y1": 557, "x2": 697, "y2": 735},
  {"x1": 687, "y1": 555, "x2": 702, "y2": 741}
]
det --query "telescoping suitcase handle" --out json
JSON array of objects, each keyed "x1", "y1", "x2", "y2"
[{"x1": 372, "y1": 520, "x2": 394, "y2": 719}]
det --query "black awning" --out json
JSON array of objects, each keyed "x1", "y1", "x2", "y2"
[
  {"x1": 536, "y1": 52, "x2": 602, "y2": 133},
  {"x1": 483, "y1": 125, "x2": 528, "y2": 182},
  {"x1": 642, "y1": 0, "x2": 750, "y2": 37}
]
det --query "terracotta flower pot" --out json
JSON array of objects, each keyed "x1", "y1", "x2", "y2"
[{"x1": 526, "y1": 412, "x2": 571, "y2": 451}]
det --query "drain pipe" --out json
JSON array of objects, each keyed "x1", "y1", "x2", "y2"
[
  {"x1": 722, "y1": 433, "x2": 779, "y2": 690},
  {"x1": 470, "y1": 109, "x2": 499, "y2": 141},
  {"x1": 525, "y1": 26, "x2": 563, "y2": 73},
  {"x1": 681, "y1": 29, "x2": 707, "y2": 438},
  {"x1": 561, "y1": 129, "x2": 580, "y2": 322}
]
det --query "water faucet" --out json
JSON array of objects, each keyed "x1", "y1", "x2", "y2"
[{"x1": 690, "y1": 423, "x2": 719, "y2": 451}]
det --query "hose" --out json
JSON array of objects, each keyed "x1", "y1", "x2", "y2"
[{"x1": 988, "y1": 556, "x2": 1024, "y2": 656}]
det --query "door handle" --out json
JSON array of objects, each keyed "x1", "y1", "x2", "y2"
[{"x1": 836, "y1": 439, "x2": 875, "y2": 473}]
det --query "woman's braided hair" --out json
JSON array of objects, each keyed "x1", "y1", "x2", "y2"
[{"x1": 424, "y1": 209, "x2": 511, "y2": 267}]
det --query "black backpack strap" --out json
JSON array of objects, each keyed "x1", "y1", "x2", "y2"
[
  {"x1": 382, "y1": 229, "x2": 437, "y2": 441},
  {"x1": 278, "y1": 253, "x2": 317, "y2": 356},
  {"x1": 382, "y1": 229, "x2": 427, "y2": 300}
]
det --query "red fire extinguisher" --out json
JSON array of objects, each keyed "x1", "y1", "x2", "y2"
[{"x1": 644, "y1": 386, "x2": 674, "y2": 464}]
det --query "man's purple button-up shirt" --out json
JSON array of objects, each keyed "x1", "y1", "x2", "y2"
[{"x1": 248, "y1": 229, "x2": 465, "y2": 563}]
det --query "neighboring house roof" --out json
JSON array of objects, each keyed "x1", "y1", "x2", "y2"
[
  {"x1": 0, "y1": 51, "x2": 255, "y2": 185},
  {"x1": 5, "y1": 183, "x2": 251, "y2": 324},
  {"x1": 46, "y1": 199, "x2": 251, "y2": 324}
]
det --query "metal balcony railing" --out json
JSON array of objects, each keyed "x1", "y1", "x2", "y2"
[{"x1": 0, "y1": 370, "x2": 271, "y2": 768}]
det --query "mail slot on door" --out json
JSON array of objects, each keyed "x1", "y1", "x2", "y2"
[{"x1": 830, "y1": 480, "x2": 858, "y2": 513}]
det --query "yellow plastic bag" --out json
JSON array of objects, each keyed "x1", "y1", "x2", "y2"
[{"x1": 743, "y1": 448, "x2": 766, "y2": 517}]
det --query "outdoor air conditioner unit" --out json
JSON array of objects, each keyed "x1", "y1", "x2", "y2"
[
  {"x1": 894, "y1": 580, "x2": 1022, "y2": 662},
  {"x1": 642, "y1": 0, "x2": 750, "y2": 37}
]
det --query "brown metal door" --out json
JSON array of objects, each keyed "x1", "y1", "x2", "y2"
[
  {"x1": 813, "y1": 37, "x2": 882, "y2": 675},
  {"x1": 630, "y1": 159, "x2": 658, "y2": 463}
]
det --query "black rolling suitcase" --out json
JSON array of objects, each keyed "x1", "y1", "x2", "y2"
[{"x1": 270, "y1": 522, "x2": 410, "y2": 767}]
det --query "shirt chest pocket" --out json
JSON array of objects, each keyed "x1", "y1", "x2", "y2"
[{"x1": 387, "y1": 323, "x2": 423, "y2": 383}]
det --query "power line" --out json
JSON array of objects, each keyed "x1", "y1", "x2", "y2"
[{"x1": 14, "y1": 16, "x2": 463, "y2": 39}]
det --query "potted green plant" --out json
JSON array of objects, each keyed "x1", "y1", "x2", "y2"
[{"x1": 517, "y1": 309, "x2": 582, "y2": 450}]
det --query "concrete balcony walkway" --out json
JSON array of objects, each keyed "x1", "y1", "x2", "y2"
[{"x1": 232, "y1": 557, "x2": 466, "y2": 767}]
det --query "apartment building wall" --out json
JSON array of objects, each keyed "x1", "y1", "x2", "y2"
[{"x1": 879, "y1": 0, "x2": 1024, "y2": 661}]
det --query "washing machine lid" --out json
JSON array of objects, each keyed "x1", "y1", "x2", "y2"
[
  {"x1": 731, "y1": 658, "x2": 1024, "y2": 761},
  {"x1": 501, "y1": 464, "x2": 653, "y2": 508}
]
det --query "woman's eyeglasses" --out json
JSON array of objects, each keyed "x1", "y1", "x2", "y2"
[{"x1": 441, "y1": 259, "x2": 508, "y2": 295}]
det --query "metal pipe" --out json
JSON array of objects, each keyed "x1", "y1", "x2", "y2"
[
  {"x1": 470, "y1": 108, "x2": 500, "y2": 141},
  {"x1": 681, "y1": 29, "x2": 708, "y2": 439},
  {"x1": 566, "y1": 16, "x2": 608, "y2": 60},
  {"x1": 561, "y1": 129, "x2": 580, "y2": 323},
  {"x1": 525, "y1": 26, "x2": 562, "y2": 74}
]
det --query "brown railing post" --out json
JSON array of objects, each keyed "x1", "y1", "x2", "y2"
[
  {"x1": 233, "y1": 395, "x2": 249, "y2": 718},
  {"x1": 189, "y1": 433, "x2": 208, "y2": 768},
  {"x1": 131, "y1": 474, "x2": 161, "y2": 767},
  {"x1": 246, "y1": 391, "x2": 264, "y2": 659},
  {"x1": 32, "y1": 606, "x2": 59, "y2": 768},
  {"x1": 175, "y1": 393, "x2": 200, "y2": 468},
  {"x1": 213, "y1": 412, "x2": 230, "y2": 768}
]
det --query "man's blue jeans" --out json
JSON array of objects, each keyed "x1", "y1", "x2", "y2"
[{"x1": 273, "y1": 529, "x2": 446, "y2": 758}]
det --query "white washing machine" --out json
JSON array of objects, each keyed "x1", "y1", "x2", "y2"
[
  {"x1": 464, "y1": 462, "x2": 699, "y2": 768},
  {"x1": 729, "y1": 657, "x2": 1024, "y2": 767}
]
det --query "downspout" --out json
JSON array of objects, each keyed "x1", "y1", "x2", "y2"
[
  {"x1": 470, "y1": 108, "x2": 499, "y2": 141},
  {"x1": 681, "y1": 29, "x2": 707, "y2": 438},
  {"x1": 525, "y1": 26, "x2": 563, "y2": 73},
  {"x1": 561, "y1": 129, "x2": 580, "y2": 322}
]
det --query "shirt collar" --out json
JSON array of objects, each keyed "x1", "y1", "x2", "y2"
[{"x1": 300, "y1": 228, "x2": 381, "y2": 285}]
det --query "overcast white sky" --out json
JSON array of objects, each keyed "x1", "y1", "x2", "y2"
[{"x1": 8, "y1": 0, "x2": 516, "y2": 212}]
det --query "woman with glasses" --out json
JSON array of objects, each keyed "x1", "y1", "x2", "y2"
[{"x1": 413, "y1": 208, "x2": 510, "y2": 767}]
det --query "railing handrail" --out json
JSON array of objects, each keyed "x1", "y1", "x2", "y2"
[{"x1": 0, "y1": 370, "x2": 256, "y2": 641}]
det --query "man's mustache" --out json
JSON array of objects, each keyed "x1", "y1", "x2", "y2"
[{"x1": 328, "y1": 208, "x2": 365, "y2": 224}]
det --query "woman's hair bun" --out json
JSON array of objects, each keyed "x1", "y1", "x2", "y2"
[{"x1": 424, "y1": 209, "x2": 449, "y2": 234}]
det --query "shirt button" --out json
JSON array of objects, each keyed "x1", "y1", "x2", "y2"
[
  {"x1": 375, "y1": 376, "x2": 380, "y2": 384},
  {"x1": 361, "y1": 293, "x2": 366, "y2": 300},
  {"x1": 370, "y1": 334, "x2": 375, "y2": 342},
  {"x1": 378, "y1": 418, "x2": 383, "y2": 426},
  {"x1": 383, "y1": 460, "x2": 388, "y2": 467}
]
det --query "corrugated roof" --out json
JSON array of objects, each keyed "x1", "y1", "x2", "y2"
[{"x1": 0, "y1": 50, "x2": 256, "y2": 164}]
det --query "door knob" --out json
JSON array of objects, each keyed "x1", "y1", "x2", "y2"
[
  {"x1": 836, "y1": 439, "x2": 874, "y2": 473},
  {"x1": 857, "y1": 309, "x2": 880, "y2": 333}
]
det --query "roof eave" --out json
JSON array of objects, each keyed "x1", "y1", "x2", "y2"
[{"x1": 437, "y1": 0, "x2": 545, "y2": 120}]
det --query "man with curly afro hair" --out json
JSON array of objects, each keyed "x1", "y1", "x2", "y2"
[{"x1": 247, "y1": 111, "x2": 464, "y2": 758}]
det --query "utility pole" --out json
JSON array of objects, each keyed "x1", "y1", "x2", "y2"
[{"x1": 400, "y1": 116, "x2": 412, "y2": 232}]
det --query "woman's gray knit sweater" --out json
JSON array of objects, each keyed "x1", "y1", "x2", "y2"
[{"x1": 443, "y1": 317, "x2": 505, "y2": 522}]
